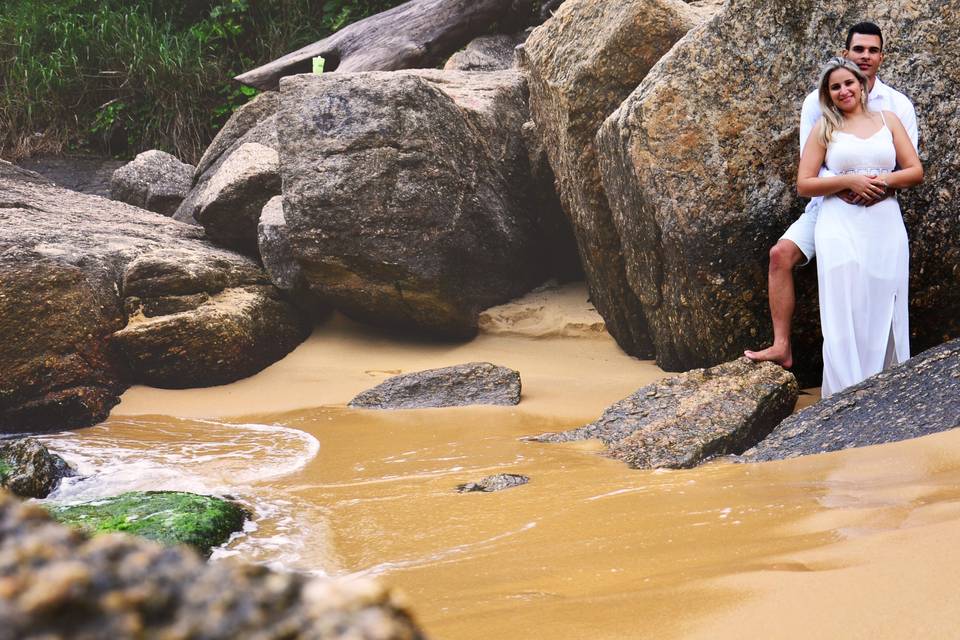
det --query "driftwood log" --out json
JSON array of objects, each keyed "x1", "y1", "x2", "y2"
[{"x1": 235, "y1": 0, "x2": 520, "y2": 91}]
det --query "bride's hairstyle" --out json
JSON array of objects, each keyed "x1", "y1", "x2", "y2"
[{"x1": 816, "y1": 57, "x2": 869, "y2": 146}]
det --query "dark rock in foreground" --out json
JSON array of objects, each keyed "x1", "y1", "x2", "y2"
[
  {"x1": 349, "y1": 362, "x2": 521, "y2": 409},
  {"x1": 743, "y1": 339, "x2": 960, "y2": 462},
  {"x1": 0, "y1": 439, "x2": 75, "y2": 499},
  {"x1": 110, "y1": 150, "x2": 194, "y2": 216},
  {"x1": 0, "y1": 491, "x2": 426, "y2": 639},
  {"x1": 533, "y1": 358, "x2": 797, "y2": 469},
  {"x1": 48, "y1": 490, "x2": 247, "y2": 556},
  {"x1": 456, "y1": 473, "x2": 530, "y2": 493}
]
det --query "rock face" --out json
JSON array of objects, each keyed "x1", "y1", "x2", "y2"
[
  {"x1": 349, "y1": 362, "x2": 521, "y2": 409},
  {"x1": 456, "y1": 473, "x2": 530, "y2": 493},
  {"x1": 174, "y1": 91, "x2": 279, "y2": 225},
  {"x1": 110, "y1": 150, "x2": 195, "y2": 216},
  {"x1": 258, "y1": 195, "x2": 331, "y2": 320},
  {"x1": 521, "y1": 0, "x2": 703, "y2": 357},
  {"x1": 48, "y1": 491, "x2": 248, "y2": 556},
  {"x1": 0, "y1": 491, "x2": 426, "y2": 638},
  {"x1": 534, "y1": 358, "x2": 798, "y2": 469},
  {"x1": 278, "y1": 70, "x2": 569, "y2": 337},
  {"x1": 743, "y1": 339, "x2": 960, "y2": 462},
  {"x1": 195, "y1": 142, "x2": 281, "y2": 257},
  {"x1": 443, "y1": 32, "x2": 525, "y2": 71},
  {"x1": 0, "y1": 161, "x2": 308, "y2": 433},
  {"x1": 0, "y1": 439, "x2": 75, "y2": 499},
  {"x1": 596, "y1": 0, "x2": 960, "y2": 381}
]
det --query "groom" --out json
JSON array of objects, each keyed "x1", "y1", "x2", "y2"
[{"x1": 745, "y1": 21, "x2": 919, "y2": 368}]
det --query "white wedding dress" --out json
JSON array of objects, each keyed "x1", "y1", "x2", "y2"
[{"x1": 815, "y1": 112, "x2": 910, "y2": 397}]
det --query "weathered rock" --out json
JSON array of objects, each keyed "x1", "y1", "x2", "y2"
[
  {"x1": 15, "y1": 154, "x2": 125, "y2": 197},
  {"x1": 110, "y1": 149, "x2": 195, "y2": 216},
  {"x1": 533, "y1": 358, "x2": 798, "y2": 468},
  {"x1": 0, "y1": 439, "x2": 75, "y2": 499},
  {"x1": 278, "y1": 70, "x2": 569, "y2": 337},
  {"x1": 258, "y1": 195, "x2": 332, "y2": 320},
  {"x1": 743, "y1": 339, "x2": 960, "y2": 462},
  {"x1": 521, "y1": 0, "x2": 704, "y2": 358},
  {"x1": 0, "y1": 491, "x2": 426, "y2": 638},
  {"x1": 0, "y1": 160, "x2": 308, "y2": 432},
  {"x1": 48, "y1": 491, "x2": 247, "y2": 556},
  {"x1": 174, "y1": 91, "x2": 280, "y2": 225},
  {"x1": 596, "y1": 0, "x2": 960, "y2": 382},
  {"x1": 456, "y1": 473, "x2": 530, "y2": 493},
  {"x1": 349, "y1": 362, "x2": 521, "y2": 409},
  {"x1": 195, "y1": 142, "x2": 281, "y2": 257},
  {"x1": 444, "y1": 32, "x2": 525, "y2": 71}
]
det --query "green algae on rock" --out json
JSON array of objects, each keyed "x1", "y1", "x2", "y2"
[
  {"x1": 48, "y1": 491, "x2": 248, "y2": 555},
  {"x1": 0, "y1": 438, "x2": 76, "y2": 499}
]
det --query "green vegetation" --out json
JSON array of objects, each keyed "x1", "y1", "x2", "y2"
[
  {"x1": 0, "y1": 0, "x2": 407, "y2": 162},
  {"x1": 48, "y1": 490, "x2": 249, "y2": 555}
]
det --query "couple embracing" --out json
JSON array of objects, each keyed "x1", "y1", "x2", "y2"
[{"x1": 746, "y1": 22, "x2": 924, "y2": 397}]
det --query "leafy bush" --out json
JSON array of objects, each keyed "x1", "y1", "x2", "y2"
[{"x1": 0, "y1": 0, "x2": 406, "y2": 162}]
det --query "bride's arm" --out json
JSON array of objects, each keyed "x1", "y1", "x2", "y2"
[
  {"x1": 797, "y1": 119, "x2": 885, "y2": 199},
  {"x1": 884, "y1": 111, "x2": 923, "y2": 189}
]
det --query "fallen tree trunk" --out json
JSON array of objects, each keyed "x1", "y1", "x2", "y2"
[{"x1": 235, "y1": 0, "x2": 517, "y2": 91}]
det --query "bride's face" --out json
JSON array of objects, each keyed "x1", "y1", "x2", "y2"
[{"x1": 828, "y1": 68, "x2": 862, "y2": 113}]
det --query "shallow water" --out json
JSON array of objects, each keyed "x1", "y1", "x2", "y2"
[{"x1": 37, "y1": 313, "x2": 960, "y2": 638}]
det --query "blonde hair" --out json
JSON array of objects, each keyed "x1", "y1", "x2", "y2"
[{"x1": 816, "y1": 57, "x2": 870, "y2": 146}]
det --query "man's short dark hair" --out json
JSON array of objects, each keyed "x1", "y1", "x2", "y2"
[{"x1": 846, "y1": 22, "x2": 883, "y2": 50}]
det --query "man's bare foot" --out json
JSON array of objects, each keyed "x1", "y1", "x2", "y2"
[{"x1": 744, "y1": 344, "x2": 793, "y2": 368}]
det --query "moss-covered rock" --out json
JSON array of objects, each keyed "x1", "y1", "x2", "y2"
[{"x1": 48, "y1": 491, "x2": 248, "y2": 555}]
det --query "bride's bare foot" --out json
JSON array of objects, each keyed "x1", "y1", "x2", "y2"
[{"x1": 744, "y1": 343, "x2": 793, "y2": 368}]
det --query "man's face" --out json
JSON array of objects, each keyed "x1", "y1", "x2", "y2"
[{"x1": 843, "y1": 33, "x2": 883, "y2": 81}]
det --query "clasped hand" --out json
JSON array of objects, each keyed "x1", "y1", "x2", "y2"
[{"x1": 839, "y1": 174, "x2": 888, "y2": 206}]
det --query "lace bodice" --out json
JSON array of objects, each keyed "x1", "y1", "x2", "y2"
[{"x1": 825, "y1": 125, "x2": 896, "y2": 175}]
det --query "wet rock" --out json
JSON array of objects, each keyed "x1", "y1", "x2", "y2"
[
  {"x1": 0, "y1": 439, "x2": 75, "y2": 499},
  {"x1": 47, "y1": 490, "x2": 247, "y2": 556},
  {"x1": 596, "y1": 0, "x2": 960, "y2": 382},
  {"x1": 457, "y1": 473, "x2": 530, "y2": 493},
  {"x1": 195, "y1": 142, "x2": 281, "y2": 257},
  {"x1": 0, "y1": 160, "x2": 308, "y2": 432},
  {"x1": 350, "y1": 362, "x2": 521, "y2": 409},
  {"x1": 258, "y1": 195, "x2": 331, "y2": 320},
  {"x1": 443, "y1": 32, "x2": 525, "y2": 71},
  {"x1": 112, "y1": 284, "x2": 309, "y2": 388},
  {"x1": 743, "y1": 339, "x2": 960, "y2": 462},
  {"x1": 174, "y1": 91, "x2": 279, "y2": 225},
  {"x1": 110, "y1": 150, "x2": 194, "y2": 216},
  {"x1": 533, "y1": 358, "x2": 797, "y2": 469},
  {"x1": 278, "y1": 70, "x2": 568, "y2": 338},
  {"x1": 520, "y1": 0, "x2": 704, "y2": 357},
  {"x1": 0, "y1": 491, "x2": 426, "y2": 638}
]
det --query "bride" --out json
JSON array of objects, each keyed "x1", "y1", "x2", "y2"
[{"x1": 797, "y1": 57, "x2": 923, "y2": 397}]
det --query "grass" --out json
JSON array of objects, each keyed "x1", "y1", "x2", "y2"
[{"x1": 0, "y1": 0, "x2": 407, "y2": 163}]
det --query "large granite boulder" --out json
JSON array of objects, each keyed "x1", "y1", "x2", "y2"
[
  {"x1": 195, "y1": 142, "x2": 281, "y2": 257},
  {"x1": 0, "y1": 439, "x2": 75, "y2": 499},
  {"x1": 349, "y1": 362, "x2": 521, "y2": 409},
  {"x1": 173, "y1": 91, "x2": 280, "y2": 225},
  {"x1": 596, "y1": 0, "x2": 960, "y2": 382},
  {"x1": 520, "y1": 0, "x2": 706, "y2": 357},
  {"x1": 533, "y1": 358, "x2": 798, "y2": 468},
  {"x1": 278, "y1": 70, "x2": 569, "y2": 337},
  {"x1": 110, "y1": 149, "x2": 194, "y2": 216},
  {"x1": 743, "y1": 338, "x2": 960, "y2": 462},
  {"x1": 0, "y1": 491, "x2": 426, "y2": 638},
  {"x1": 0, "y1": 161, "x2": 308, "y2": 433}
]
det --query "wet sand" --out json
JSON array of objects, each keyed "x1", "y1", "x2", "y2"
[{"x1": 74, "y1": 288, "x2": 960, "y2": 639}]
